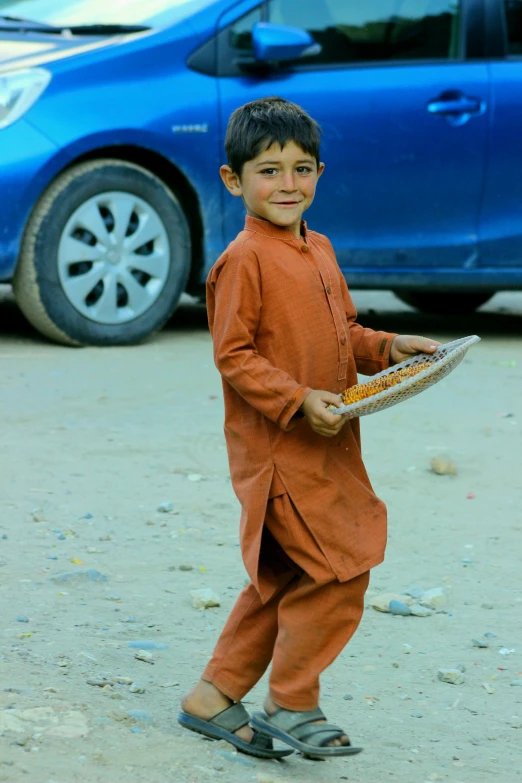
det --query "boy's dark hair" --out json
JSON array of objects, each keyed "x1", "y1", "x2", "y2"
[{"x1": 225, "y1": 96, "x2": 321, "y2": 176}]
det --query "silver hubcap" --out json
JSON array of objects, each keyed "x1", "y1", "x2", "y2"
[{"x1": 58, "y1": 192, "x2": 170, "y2": 325}]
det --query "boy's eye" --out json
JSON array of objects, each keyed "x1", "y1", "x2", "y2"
[
  {"x1": 260, "y1": 168, "x2": 277, "y2": 175},
  {"x1": 296, "y1": 166, "x2": 313, "y2": 174}
]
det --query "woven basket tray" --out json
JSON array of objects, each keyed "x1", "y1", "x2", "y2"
[{"x1": 334, "y1": 335, "x2": 480, "y2": 420}]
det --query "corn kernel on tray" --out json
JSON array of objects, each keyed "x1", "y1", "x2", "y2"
[{"x1": 333, "y1": 335, "x2": 480, "y2": 420}]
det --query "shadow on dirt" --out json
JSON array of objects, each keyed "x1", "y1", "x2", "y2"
[{"x1": 1, "y1": 285, "x2": 521, "y2": 345}]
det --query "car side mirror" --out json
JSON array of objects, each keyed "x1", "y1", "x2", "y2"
[{"x1": 251, "y1": 22, "x2": 321, "y2": 62}]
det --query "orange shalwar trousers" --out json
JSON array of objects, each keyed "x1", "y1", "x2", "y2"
[{"x1": 202, "y1": 493, "x2": 370, "y2": 711}]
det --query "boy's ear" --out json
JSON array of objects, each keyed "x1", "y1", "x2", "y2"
[
  {"x1": 317, "y1": 162, "x2": 325, "y2": 179},
  {"x1": 220, "y1": 165, "x2": 243, "y2": 196}
]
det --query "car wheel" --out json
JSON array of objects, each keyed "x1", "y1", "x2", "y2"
[
  {"x1": 14, "y1": 159, "x2": 191, "y2": 346},
  {"x1": 394, "y1": 290, "x2": 494, "y2": 315}
]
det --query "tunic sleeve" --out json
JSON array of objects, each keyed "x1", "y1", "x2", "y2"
[
  {"x1": 339, "y1": 273, "x2": 397, "y2": 376},
  {"x1": 208, "y1": 242, "x2": 311, "y2": 430}
]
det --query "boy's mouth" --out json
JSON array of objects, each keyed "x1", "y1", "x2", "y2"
[{"x1": 272, "y1": 200, "x2": 302, "y2": 207}]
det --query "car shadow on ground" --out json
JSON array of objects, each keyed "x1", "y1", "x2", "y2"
[{"x1": 0, "y1": 287, "x2": 521, "y2": 345}]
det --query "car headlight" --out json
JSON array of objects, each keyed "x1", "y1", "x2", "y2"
[{"x1": 0, "y1": 68, "x2": 51, "y2": 130}]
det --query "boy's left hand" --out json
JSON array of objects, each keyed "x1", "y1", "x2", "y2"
[{"x1": 390, "y1": 335, "x2": 441, "y2": 365}]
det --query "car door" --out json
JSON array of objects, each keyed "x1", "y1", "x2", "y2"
[
  {"x1": 216, "y1": 0, "x2": 489, "y2": 279},
  {"x1": 478, "y1": 0, "x2": 522, "y2": 271}
]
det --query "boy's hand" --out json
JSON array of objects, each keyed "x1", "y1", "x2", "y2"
[
  {"x1": 390, "y1": 335, "x2": 441, "y2": 365},
  {"x1": 300, "y1": 390, "x2": 346, "y2": 437}
]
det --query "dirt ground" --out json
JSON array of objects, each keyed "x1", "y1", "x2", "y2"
[{"x1": 0, "y1": 287, "x2": 521, "y2": 783}]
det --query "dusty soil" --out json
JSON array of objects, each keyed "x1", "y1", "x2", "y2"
[{"x1": 0, "y1": 288, "x2": 521, "y2": 783}]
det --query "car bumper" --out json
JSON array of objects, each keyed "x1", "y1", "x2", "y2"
[{"x1": 0, "y1": 119, "x2": 58, "y2": 281}]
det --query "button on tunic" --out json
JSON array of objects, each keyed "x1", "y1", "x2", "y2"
[{"x1": 206, "y1": 216, "x2": 397, "y2": 602}]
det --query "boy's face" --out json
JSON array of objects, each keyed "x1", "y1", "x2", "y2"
[{"x1": 220, "y1": 141, "x2": 324, "y2": 238}]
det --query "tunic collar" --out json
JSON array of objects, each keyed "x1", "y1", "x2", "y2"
[{"x1": 244, "y1": 214, "x2": 308, "y2": 242}]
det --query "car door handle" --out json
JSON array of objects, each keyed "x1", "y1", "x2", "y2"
[
  {"x1": 426, "y1": 91, "x2": 486, "y2": 126},
  {"x1": 427, "y1": 97, "x2": 482, "y2": 115}
]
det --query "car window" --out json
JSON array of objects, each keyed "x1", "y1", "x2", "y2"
[
  {"x1": 227, "y1": 6, "x2": 263, "y2": 54},
  {"x1": 504, "y1": 0, "x2": 522, "y2": 55},
  {"x1": 267, "y1": 0, "x2": 462, "y2": 66}
]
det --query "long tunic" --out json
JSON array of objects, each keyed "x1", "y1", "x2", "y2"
[{"x1": 207, "y1": 215, "x2": 397, "y2": 602}]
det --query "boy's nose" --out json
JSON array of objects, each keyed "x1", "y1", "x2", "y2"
[{"x1": 280, "y1": 173, "x2": 297, "y2": 191}]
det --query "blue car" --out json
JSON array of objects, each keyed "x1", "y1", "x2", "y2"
[{"x1": 0, "y1": 0, "x2": 521, "y2": 345}]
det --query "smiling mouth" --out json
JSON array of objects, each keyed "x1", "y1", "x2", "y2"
[{"x1": 272, "y1": 201, "x2": 302, "y2": 206}]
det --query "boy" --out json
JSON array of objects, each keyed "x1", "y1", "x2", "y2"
[{"x1": 179, "y1": 97, "x2": 439, "y2": 759}]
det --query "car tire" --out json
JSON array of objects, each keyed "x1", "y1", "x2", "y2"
[
  {"x1": 394, "y1": 290, "x2": 494, "y2": 315},
  {"x1": 14, "y1": 159, "x2": 191, "y2": 346}
]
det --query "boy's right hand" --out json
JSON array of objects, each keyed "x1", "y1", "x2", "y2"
[{"x1": 300, "y1": 390, "x2": 346, "y2": 437}]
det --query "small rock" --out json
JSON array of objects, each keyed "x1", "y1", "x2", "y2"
[
  {"x1": 187, "y1": 474, "x2": 203, "y2": 482},
  {"x1": 134, "y1": 651, "x2": 154, "y2": 665},
  {"x1": 403, "y1": 644, "x2": 412, "y2": 654},
  {"x1": 51, "y1": 569, "x2": 107, "y2": 583},
  {"x1": 411, "y1": 711, "x2": 423, "y2": 718},
  {"x1": 30, "y1": 508, "x2": 45, "y2": 522},
  {"x1": 430, "y1": 456, "x2": 458, "y2": 475},
  {"x1": 257, "y1": 775, "x2": 291, "y2": 783},
  {"x1": 420, "y1": 588, "x2": 448, "y2": 611},
  {"x1": 369, "y1": 593, "x2": 414, "y2": 613},
  {"x1": 113, "y1": 677, "x2": 134, "y2": 685},
  {"x1": 410, "y1": 604, "x2": 432, "y2": 617},
  {"x1": 482, "y1": 683, "x2": 495, "y2": 694},
  {"x1": 157, "y1": 502, "x2": 174, "y2": 513},
  {"x1": 122, "y1": 617, "x2": 137, "y2": 624},
  {"x1": 510, "y1": 680, "x2": 522, "y2": 687},
  {"x1": 86, "y1": 679, "x2": 112, "y2": 688},
  {"x1": 191, "y1": 588, "x2": 221, "y2": 609},
  {"x1": 179, "y1": 564, "x2": 193, "y2": 571},
  {"x1": 127, "y1": 640, "x2": 168, "y2": 650},
  {"x1": 457, "y1": 664, "x2": 466, "y2": 673},
  {"x1": 343, "y1": 693, "x2": 353, "y2": 700},
  {"x1": 404, "y1": 586, "x2": 424, "y2": 600},
  {"x1": 499, "y1": 648, "x2": 516, "y2": 656},
  {"x1": 438, "y1": 668, "x2": 465, "y2": 685},
  {"x1": 389, "y1": 600, "x2": 411, "y2": 616},
  {"x1": 15, "y1": 616, "x2": 29, "y2": 623},
  {"x1": 510, "y1": 716, "x2": 522, "y2": 729},
  {"x1": 129, "y1": 683, "x2": 145, "y2": 694},
  {"x1": 472, "y1": 638, "x2": 489, "y2": 648},
  {"x1": 126, "y1": 709, "x2": 153, "y2": 727},
  {"x1": 482, "y1": 602, "x2": 494, "y2": 610}
]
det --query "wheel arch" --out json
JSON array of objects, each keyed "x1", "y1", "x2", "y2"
[{"x1": 63, "y1": 144, "x2": 205, "y2": 296}]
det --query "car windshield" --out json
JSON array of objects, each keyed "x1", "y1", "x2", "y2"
[{"x1": 0, "y1": 0, "x2": 217, "y2": 29}]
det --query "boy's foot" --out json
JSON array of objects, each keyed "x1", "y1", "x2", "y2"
[
  {"x1": 181, "y1": 680, "x2": 253, "y2": 744},
  {"x1": 264, "y1": 694, "x2": 350, "y2": 747}
]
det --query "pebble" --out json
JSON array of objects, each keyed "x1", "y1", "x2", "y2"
[
  {"x1": 179, "y1": 564, "x2": 193, "y2": 571},
  {"x1": 127, "y1": 709, "x2": 153, "y2": 727},
  {"x1": 15, "y1": 616, "x2": 29, "y2": 623},
  {"x1": 51, "y1": 569, "x2": 107, "y2": 583},
  {"x1": 509, "y1": 716, "x2": 522, "y2": 729},
  {"x1": 430, "y1": 456, "x2": 458, "y2": 475},
  {"x1": 409, "y1": 604, "x2": 432, "y2": 617},
  {"x1": 129, "y1": 683, "x2": 145, "y2": 694},
  {"x1": 404, "y1": 586, "x2": 425, "y2": 600},
  {"x1": 420, "y1": 588, "x2": 448, "y2": 611},
  {"x1": 499, "y1": 648, "x2": 516, "y2": 656},
  {"x1": 31, "y1": 508, "x2": 45, "y2": 522},
  {"x1": 403, "y1": 644, "x2": 412, "y2": 654},
  {"x1": 187, "y1": 474, "x2": 203, "y2": 482},
  {"x1": 389, "y1": 600, "x2": 411, "y2": 616},
  {"x1": 122, "y1": 618, "x2": 137, "y2": 624},
  {"x1": 127, "y1": 640, "x2": 169, "y2": 650},
  {"x1": 157, "y1": 502, "x2": 174, "y2": 513},
  {"x1": 472, "y1": 638, "x2": 489, "y2": 648},
  {"x1": 257, "y1": 776, "x2": 291, "y2": 783},
  {"x1": 457, "y1": 664, "x2": 466, "y2": 673},
  {"x1": 437, "y1": 668, "x2": 465, "y2": 685},
  {"x1": 510, "y1": 681, "x2": 522, "y2": 687},
  {"x1": 114, "y1": 677, "x2": 134, "y2": 685},
  {"x1": 191, "y1": 588, "x2": 221, "y2": 609},
  {"x1": 482, "y1": 683, "x2": 495, "y2": 694},
  {"x1": 411, "y1": 711, "x2": 423, "y2": 718},
  {"x1": 343, "y1": 693, "x2": 353, "y2": 700},
  {"x1": 134, "y1": 651, "x2": 154, "y2": 664},
  {"x1": 47, "y1": 555, "x2": 58, "y2": 560},
  {"x1": 369, "y1": 593, "x2": 414, "y2": 613},
  {"x1": 86, "y1": 679, "x2": 112, "y2": 688},
  {"x1": 482, "y1": 603, "x2": 495, "y2": 610}
]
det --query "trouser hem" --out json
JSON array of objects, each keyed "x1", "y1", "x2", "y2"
[{"x1": 201, "y1": 669, "x2": 246, "y2": 704}]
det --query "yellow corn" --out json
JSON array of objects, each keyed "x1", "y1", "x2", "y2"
[{"x1": 341, "y1": 362, "x2": 432, "y2": 405}]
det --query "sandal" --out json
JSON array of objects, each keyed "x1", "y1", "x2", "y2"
[
  {"x1": 178, "y1": 702, "x2": 294, "y2": 759},
  {"x1": 251, "y1": 707, "x2": 362, "y2": 759}
]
